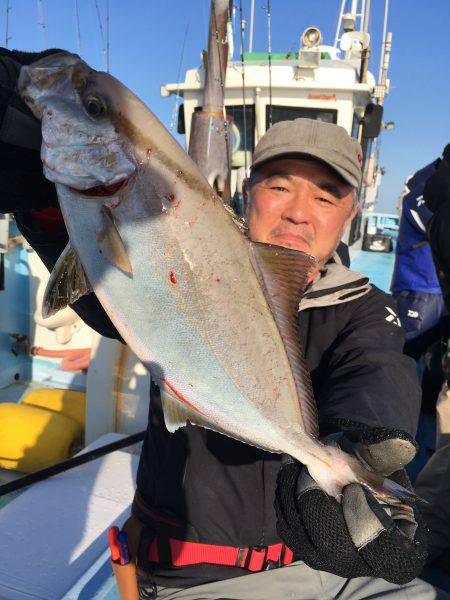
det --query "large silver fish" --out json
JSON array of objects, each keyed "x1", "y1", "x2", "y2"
[{"x1": 19, "y1": 53, "x2": 407, "y2": 500}]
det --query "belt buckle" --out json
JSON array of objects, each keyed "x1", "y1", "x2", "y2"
[{"x1": 244, "y1": 545, "x2": 269, "y2": 571}]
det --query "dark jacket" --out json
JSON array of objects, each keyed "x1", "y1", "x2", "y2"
[
  {"x1": 425, "y1": 144, "x2": 450, "y2": 311},
  {"x1": 11, "y1": 211, "x2": 421, "y2": 587},
  {"x1": 391, "y1": 160, "x2": 441, "y2": 295}
]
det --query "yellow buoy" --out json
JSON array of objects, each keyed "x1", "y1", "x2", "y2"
[
  {"x1": 21, "y1": 388, "x2": 86, "y2": 431},
  {"x1": 0, "y1": 403, "x2": 82, "y2": 472}
]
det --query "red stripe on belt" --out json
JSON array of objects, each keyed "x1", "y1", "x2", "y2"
[{"x1": 148, "y1": 537, "x2": 294, "y2": 572}]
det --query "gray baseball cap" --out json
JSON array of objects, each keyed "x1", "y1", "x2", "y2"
[{"x1": 251, "y1": 118, "x2": 363, "y2": 188}]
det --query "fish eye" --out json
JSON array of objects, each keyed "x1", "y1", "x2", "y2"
[{"x1": 83, "y1": 95, "x2": 106, "y2": 118}]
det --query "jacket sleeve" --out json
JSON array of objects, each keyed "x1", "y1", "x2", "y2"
[
  {"x1": 315, "y1": 288, "x2": 421, "y2": 439},
  {"x1": 14, "y1": 211, "x2": 124, "y2": 342}
]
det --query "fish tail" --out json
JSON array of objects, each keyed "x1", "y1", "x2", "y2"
[
  {"x1": 347, "y1": 457, "x2": 420, "y2": 503},
  {"x1": 305, "y1": 444, "x2": 419, "y2": 502}
]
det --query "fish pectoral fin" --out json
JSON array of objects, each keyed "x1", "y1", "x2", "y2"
[
  {"x1": 249, "y1": 241, "x2": 319, "y2": 437},
  {"x1": 96, "y1": 206, "x2": 132, "y2": 275},
  {"x1": 43, "y1": 243, "x2": 93, "y2": 318},
  {"x1": 160, "y1": 383, "x2": 205, "y2": 433},
  {"x1": 250, "y1": 241, "x2": 317, "y2": 305}
]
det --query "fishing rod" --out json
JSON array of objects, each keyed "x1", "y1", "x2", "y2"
[
  {"x1": 238, "y1": 0, "x2": 248, "y2": 173},
  {"x1": 94, "y1": 0, "x2": 109, "y2": 72},
  {"x1": 4, "y1": 0, "x2": 11, "y2": 48},
  {"x1": 0, "y1": 430, "x2": 146, "y2": 497},
  {"x1": 75, "y1": 0, "x2": 82, "y2": 55},
  {"x1": 37, "y1": 0, "x2": 48, "y2": 49},
  {"x1": 169, "y1": 22, "x2": 190, "y2": 133}
]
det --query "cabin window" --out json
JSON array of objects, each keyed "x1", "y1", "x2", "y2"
[
  {"x1": 265, "y1": 105, "x2": 337, "y2": 130},
  {"x1": 226, "y1": 105, "x2": 255, "y2": 168}
]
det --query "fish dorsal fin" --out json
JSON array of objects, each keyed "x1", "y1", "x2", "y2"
[
  {"x1": 43, "y1": 243, "x2": 92, "y2": 318},
  {"x1": 250, "y1": 242, "x2": 318, "y2": 437},
  {"x1": 96, "y1": 206, "x2": 132, "y2": 274}
]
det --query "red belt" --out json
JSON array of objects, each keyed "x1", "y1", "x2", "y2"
[{"x1": 147, "y1": 537, "x2": 294, "y2": 572}]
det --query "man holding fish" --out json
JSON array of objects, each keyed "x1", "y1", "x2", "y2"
[{"x1": 1, "y1": 48, "x2": 448, "y2": 599}]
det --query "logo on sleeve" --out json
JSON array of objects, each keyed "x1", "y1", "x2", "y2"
[{"x1": 385, "y1": 306, "x2": 401, "y2": 326}]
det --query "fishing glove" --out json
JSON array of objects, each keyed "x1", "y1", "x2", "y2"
[
  {"x1": 274, "y1": 424, "x2": 428, "y2": 584},
  {"x1": 0, "y1": 47, "x2": 62, "y2": 214}
]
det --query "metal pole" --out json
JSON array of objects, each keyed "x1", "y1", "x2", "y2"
[
  {"x1": 203, "y1": 0, "x2": 229, "y2": 112},
  {"x1": 248, "y1": 0, "x2": 254, "y2": 53},
  {"x1": 188, "y1": 0, "x2": 233, "y2": 201},
  {"x1": 334, "y1": 0, "x2": 346, "y2": 47},
  {"x1": 360, "y1": 0, "x2": 366, "y2": 30},
  {"x1": 267, "y1": 0, "x2": 273, "y2": 128},
  {"x1": 378, "y1": 0, "x2": 389, "y2": 83},
  {"x1": 378, "y1": 31, "x2": 392, "y2": 106},
  {"x1": 363, "y1": 0, "x2": 371, "y2": 32},
  {"x1": 239, "y1": 0, "x2": 247, "y2": 171}
]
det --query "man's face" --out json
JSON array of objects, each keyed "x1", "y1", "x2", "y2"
[{"x1": 245, "y1": 158, "x2": 359, "y2": 271}]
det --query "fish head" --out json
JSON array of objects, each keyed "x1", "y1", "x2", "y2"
[{"x1": 18, "y1": 52, "x2": 137, "y2": 197}]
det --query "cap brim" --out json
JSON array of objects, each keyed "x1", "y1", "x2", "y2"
[{"x1": 251, "y1": 147, "x2": 360, "y2": 188}]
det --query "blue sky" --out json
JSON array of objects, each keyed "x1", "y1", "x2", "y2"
[{"x1": 5, "y1": 0, "x2": 450, "y2": 211}]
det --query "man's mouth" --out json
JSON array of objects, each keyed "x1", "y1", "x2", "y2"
[
  {"x1": 271, "y1": 232, "x2": 311, "y2": 247},
  {"x1": 74, "y1": 177, "x2": 129, "y2": 197}
]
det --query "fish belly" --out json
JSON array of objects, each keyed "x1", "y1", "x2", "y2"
[{"x1": 56, "y1": 170, "x2": 316, "y2": 459}]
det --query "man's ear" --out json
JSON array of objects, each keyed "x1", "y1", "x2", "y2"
[
  {"x1": 242, "y1": 178, "x2": 249, "y2": 200},
  {"x1": 347, "y1": 201, "x2": 361, "y2": 225}
]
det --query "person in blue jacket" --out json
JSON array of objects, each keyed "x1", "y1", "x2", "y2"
[{"x1": 391, "y1": 160, "x2": 447, "y2": 359}]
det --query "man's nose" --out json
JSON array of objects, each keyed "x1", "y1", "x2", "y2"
[{"x1": 281, "y1": 192, "x2": 312, "y2": 224}]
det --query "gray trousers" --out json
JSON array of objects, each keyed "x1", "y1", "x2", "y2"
[
  {"x1": 415, "y1": 381, "x2": 450, "y2": 561},
  {"x1": 154, "y1": 561, "x2": 450, "y2": 599}
]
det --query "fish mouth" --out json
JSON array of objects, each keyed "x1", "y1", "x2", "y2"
[{"x1": 73, "y1": 177, "x2": 130, "y2": 197}]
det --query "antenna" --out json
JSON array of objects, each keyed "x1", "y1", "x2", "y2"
[
  {"x1": 248, "y1": 0, "x2": 254, "y2": 53},
  {"x1": 4, "y1": 0, "x2": 11, "y2": 48},
  {"x1": 362, "y1": 0, "x2": 370, "y2": 33},
  {"x1": 75, "y1": 0, "x2": 82, "y2": 55},
  {"x1": 37, "y1": 0, "x2": 48, "y2": 49},
  {"x1": 266, "y1": 0, "x2": 273, "y2": 128},
  {"x1": 334, "y1": 0, "x2": 346, "y2": 47},
  {"x1": 378, "y1": 0, "x2": 389, "y2": 83}
]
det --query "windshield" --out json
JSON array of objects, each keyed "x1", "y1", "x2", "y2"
[{"x1": 266, "y1": 105, "x2": 337, "y2": 129}]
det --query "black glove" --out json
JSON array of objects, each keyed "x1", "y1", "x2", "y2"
[
  {"x1": 274, "y1": 425, "x2": 428, "y2": 584},
  {"x1": 0, "y1": 47, "x2": 63, "y2": 214}
]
